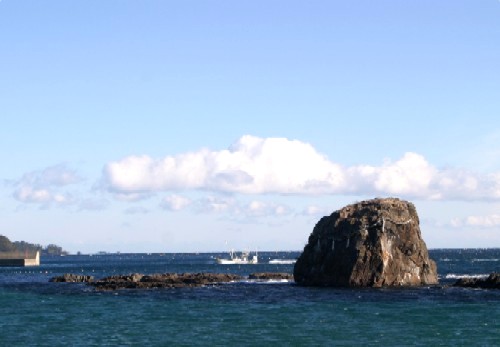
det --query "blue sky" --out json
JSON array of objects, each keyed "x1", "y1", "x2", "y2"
[{"x1": 1, "y1": 1, "x2": 499, "y2": 253}]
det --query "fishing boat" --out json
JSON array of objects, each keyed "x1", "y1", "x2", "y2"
[{"x1": 216, "y1": 250, "x2": 258, "y2": 264}]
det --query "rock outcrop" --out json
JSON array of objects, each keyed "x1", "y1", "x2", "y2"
[
  {"x1": 294, "y1": 198, "x2": 438, "y2": 287},
  {"x1": 89, "y1": 273, "x2": 243, "y2": 290},
  {"x1": 50, "y1": 272, "x2": 295, "y2": 289},
  {"x1": 452, "y1": 273, "x2": 500, "y2": 289},
  {"x1": 50, "y1": 274, "x2": 94, "y2": 282}
]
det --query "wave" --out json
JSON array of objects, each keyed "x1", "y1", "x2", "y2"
[
  {"x1": 471, "y1": 259, "x2": 499, "y2": 262},
  {"x1": 226, "y1": 279, "x2": 293, "y2": 285},
  {"x1": 268, "y1": 259, "x2": 296, "y2": 264},
  {"x1": 444, "y1": 274, "x2": 490, "y2": 279}
]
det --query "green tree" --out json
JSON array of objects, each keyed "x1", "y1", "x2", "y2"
[
  {"x1": 0, "y1": 234, "x2": 68, "y2": 255},
  {"x1": 44, "y1": 244, "x2": 67, "y2": 256},
  {"x1": 0, "y1": 235, "x2": 16, "y2": 252}
]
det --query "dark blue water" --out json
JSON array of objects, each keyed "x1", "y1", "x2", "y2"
[{"x1": 0, "y1": 250, "x2": 498, "y2": 346}]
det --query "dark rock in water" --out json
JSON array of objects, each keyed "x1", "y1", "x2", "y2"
[
  {"x1": 89, "y1": 273, "x2": 243, "y2": 290},
  {"x1": 249, "y1": 272, "x2": 294, "y2": 280},
  {"x1": 294, "y1": 198, "x2": 438, "y2": 287},
  {"x1": 50, "y1": 273, "x2": 94, "y2": 283},
  {"x1": 453, "y1": 273, "x2": 500, "y2": 289}
]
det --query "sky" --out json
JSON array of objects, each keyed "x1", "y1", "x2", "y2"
[{"x1": 1, "y1": 0, "x2": 499, "y2": 253}]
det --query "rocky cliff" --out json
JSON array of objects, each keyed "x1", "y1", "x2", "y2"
[{"x1": 294, "y1": 198, "x2": 438, "y2": 287}]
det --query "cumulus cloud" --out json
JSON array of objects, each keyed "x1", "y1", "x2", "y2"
[
  {"x1": 102, "y1": 135, "x2": 500, "y2": 201},
  {"x1": 12, "y1": 164, "x2": 81, "y2": 207},
  {"x1": 104, "y1": 136, "x2": 344, "y2": 196}
]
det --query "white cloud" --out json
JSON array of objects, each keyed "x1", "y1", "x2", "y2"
[
  {"x1": 104, "y1": 136, "x2": 345, "y2": 196},
  {"x1": 450, "y1": 214, "x2": 500, "y2": 228},
  {"x1": 161, "y1": 194, "x2": 192, "y2": 211},
  {"x1": 466, "y1": 215, "x2": 499, "y2": 227},
  {"x1": 12, "y1": 164, "x2": 81, "y2": 207},
  {"x1": 102, "y1": 135, "x2": 500, "y2": 201},
  {"x1": 244, "y1": 200, "x2": 291, "y2": 217},
  {"x1": 17, "y1": 164, "x2": 81, "y2": 188},
  {"x1": 162, "y1": 194, "x2": 292, "y2": 219},
  {"x1": 13, "y1": 186, "x2": 74, "y2": 207},
  {"x1": 302, "y1": 205, "x2": 330, "y2": 217},
  {"x1": 15, "y1": 186, "x2": 52, "y2": 203},
  {"x1": 194, "y1": 195, "x2": 236, "y2": 214},
  {"x1": 372, "y1": 153, "x2": 436, "y2": 196},
  {"x1": 465, "y1": 214, "x2": 500, "y2": 228}
]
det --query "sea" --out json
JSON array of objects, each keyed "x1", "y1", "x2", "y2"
[{"x1": 0, "y1": 249, "x2": 498, "y2": 346}]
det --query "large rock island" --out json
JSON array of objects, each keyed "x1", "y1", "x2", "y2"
[{"x1": 294, "y1": 198, "x2": 438, "y2": 287}]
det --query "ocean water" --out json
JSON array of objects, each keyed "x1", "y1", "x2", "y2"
[{"x1": 0, "y1": 249, "x2": 498, "y2": 346}]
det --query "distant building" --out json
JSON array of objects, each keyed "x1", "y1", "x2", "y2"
[{"x1": 0, "y1": 250, "x2": 40, "y2": 267}]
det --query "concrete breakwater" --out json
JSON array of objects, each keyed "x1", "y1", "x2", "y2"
[{"x1": 0, "y1": 251, "x2": 40, "y2": 267}]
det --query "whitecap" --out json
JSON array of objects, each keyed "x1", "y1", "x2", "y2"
[
  {"x1": 444, "y1": 274, "x2": 490, "y2": 279},
  {"x1": 268, "y1": 259, "x2": 296, "y2": 264},
  {"x1": 239, "y1": 279, "x2": 293, "y2": 284}
]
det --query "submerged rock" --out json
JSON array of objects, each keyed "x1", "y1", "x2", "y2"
[
  {"x1": 294, "y1": 198, "x2": 438, "y2": 287},
  {"x1": 452, "y1": 273, "x2": 500, "y2": 289}
]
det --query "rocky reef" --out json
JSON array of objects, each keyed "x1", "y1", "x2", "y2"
[
  {"x1": 452, "y1": 273, "x2": 500, "y2": 289},
  {"x1": 294, "y1": 198, "x2": 438, "y2": 287},
  {"x1": 50, "y1": 272, "x2": 294, "y2": 290},
  {"x1": 50, "y1": 274, "x2": 95, "y2": 282},
  {"x1": 90, "y1": 273, "x2": 242, "y2": 290}
]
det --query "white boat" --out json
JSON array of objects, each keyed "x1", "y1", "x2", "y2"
[{"x1": 216, "y1": 250, "x2": 258, "y2": 264}]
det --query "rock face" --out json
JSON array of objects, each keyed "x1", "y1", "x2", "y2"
[
  {"x1": 453, "y1": 273, "x2": 500, "y2": 289},
  {"x1": 294, "y1": 198, "x2": 438, "y2": 287}
]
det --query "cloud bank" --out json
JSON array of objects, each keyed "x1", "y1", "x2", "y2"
[{"x1": 103, "y1": 135, "x2": 500, "y2": 201}]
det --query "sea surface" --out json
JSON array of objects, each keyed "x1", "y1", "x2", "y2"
[{"x1": 0, "y1": 249, "x2": 499, "y2": 346}]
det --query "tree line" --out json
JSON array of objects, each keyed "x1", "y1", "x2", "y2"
[{"x1": 0, "y1": 235, "x2": 68, "y2": 256}]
